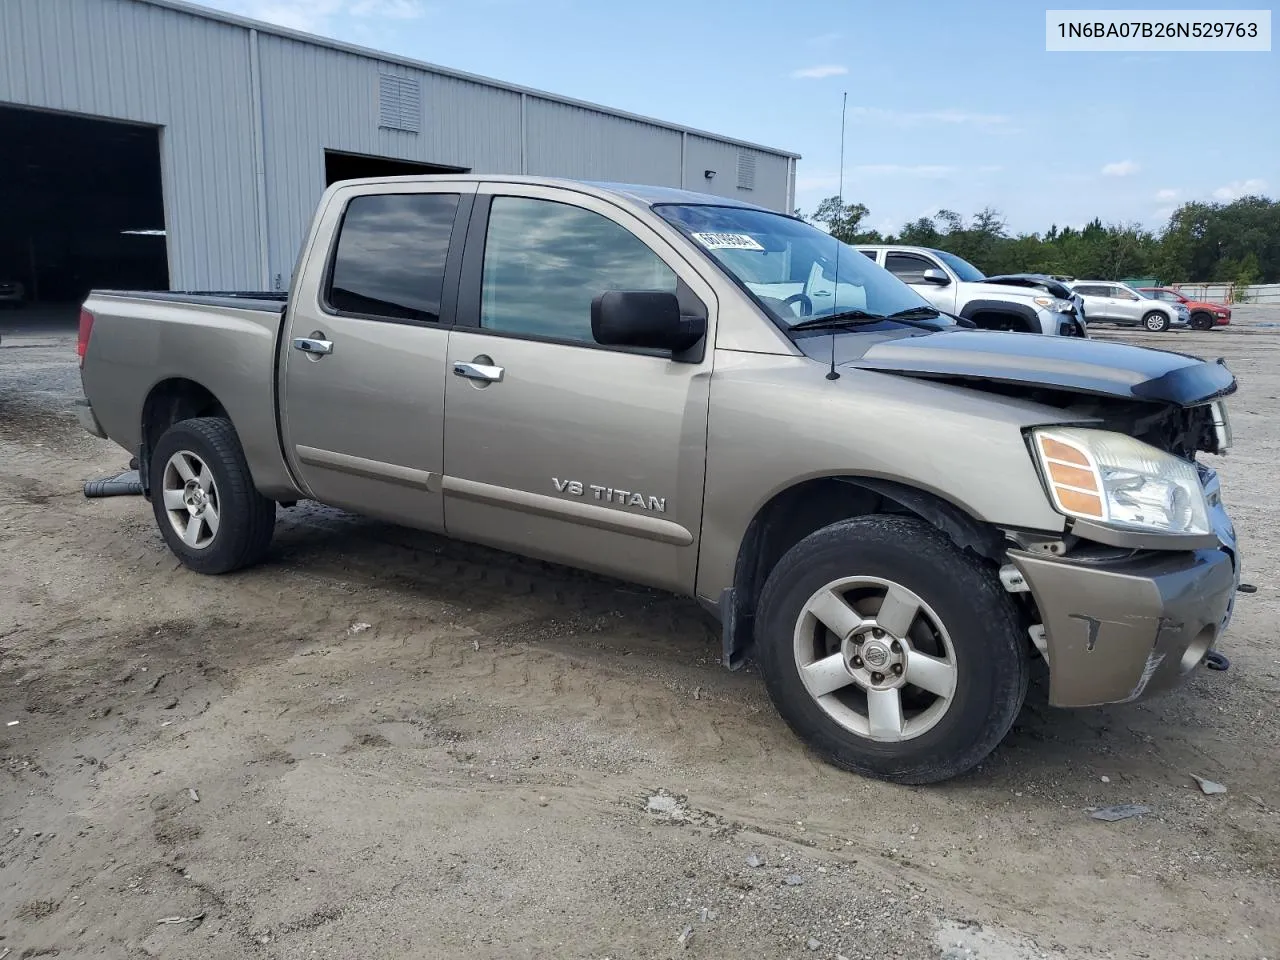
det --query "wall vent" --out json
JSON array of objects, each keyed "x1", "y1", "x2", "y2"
[
  {"x1": 736, "y1": 152, "x2": 756, "y2": 190},
  {"x1": 378, "y1": 75, "x2": 421, "y2": 133}
]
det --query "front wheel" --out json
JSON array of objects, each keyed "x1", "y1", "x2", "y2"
[
  {"x1": 1191, "y1": 312, "x2": 1215, "y2": 331},
  {"x1": 1143, "y1": 311, "x2": 1171, "y2": 332},
  {"x1": 754, "y1": 515, "x2": 1030, "y2": 784},
  {"x1": 149, "y1": 417, "x2": 276, "y2": 575}
]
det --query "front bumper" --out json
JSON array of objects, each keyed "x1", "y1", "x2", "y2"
[
  {"x1": 1011, "y1": 470, "x2": 1239, "y2": 708},
  {"x1": 75, "y1": 398, "x2": 107, "y2": 439}
]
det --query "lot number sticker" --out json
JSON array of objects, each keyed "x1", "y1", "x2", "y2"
[{"x1": 691, "y1": 232, "x2": 765, "y2": 251}]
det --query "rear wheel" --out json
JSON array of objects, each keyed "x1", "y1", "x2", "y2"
[
  {"x1": 149, "y1": 417, "x2": 275, "y2": 575},
  {"x1": 1143, "y1": 311, "x2": 1171, "y2": 332},
  {"x1": 754, "y1": 515, "x2": 1030, "y2": 784}
]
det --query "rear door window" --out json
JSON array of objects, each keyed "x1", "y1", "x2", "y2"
[{"x1": 327, "y1": 193, "x2": 461, "y2": 323}]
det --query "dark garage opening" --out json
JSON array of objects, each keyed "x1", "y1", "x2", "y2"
[
  {"x1": 0, "y1": 105, "x2": 169, "y2": 329},
  {"x1": 324, "y1": 149, "x2": 467, "y2": 186}
]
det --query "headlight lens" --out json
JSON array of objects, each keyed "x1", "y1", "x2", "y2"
[
  {"x1": 1033, "y1": 296, "x2": 1074, "y2": 313},
  {"x1": 1031, "y1": 427, "x2": 1210, "y2": 535}
]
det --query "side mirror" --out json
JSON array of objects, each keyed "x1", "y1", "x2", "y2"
[
  {"x1": 591, "y1": 291, "x2": 705, "y2": 354},
  {"x1": 920, "y1": 268, "x2": 951, "y2": 285}
]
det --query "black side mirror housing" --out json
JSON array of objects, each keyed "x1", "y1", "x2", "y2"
[{"x1": 591, "y1": 291, "x2": 706, "y2": 355}]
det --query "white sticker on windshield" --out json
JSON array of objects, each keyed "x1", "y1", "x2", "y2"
[{"x1": 691, "y1": 232, "x2": 765, "y2": 252}]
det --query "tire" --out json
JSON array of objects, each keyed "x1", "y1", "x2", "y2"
[
  {"x1": 149, "y1": 416, "x2": 276, "y2": 575},
  {"x1": 754, "y1": 515, "x2": 1030, "y2": 785},
  {"x1": 1191, "y1": 312, "x2": 1214, "y2": 331},
  {"x1": 1143, "y1": 311, "x2": 1171, "y2": 332}
]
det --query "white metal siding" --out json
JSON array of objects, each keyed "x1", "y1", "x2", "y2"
[
  {"x1": 524, "y1": 99, "x2": 682, "y2": 186},
  {"x1": 256, "y1": 34, "x2": 524, "y2": 285},
  {"x1": 684, "y1": 136, "x2": 790, "y2": 212},
  {"x1": 1, "y1": 0, "x2": 796, "y2": 291}
]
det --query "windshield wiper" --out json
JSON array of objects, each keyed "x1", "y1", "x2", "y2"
[{"x1": 789, "y1": 305, "x2": 944, "y2": 332}]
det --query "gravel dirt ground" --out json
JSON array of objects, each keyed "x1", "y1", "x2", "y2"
[{"x1": 1, "y1": 306, "x2": 1277, "y2": 960}]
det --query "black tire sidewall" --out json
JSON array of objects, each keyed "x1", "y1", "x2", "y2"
[
  {"x1": 1144, "y1": 311, "x2": 1170, "y2": 332},
  {"x1": 755, "y1": 516, "x2": 1029, "y2": 784},
  {"x1": 1192, "y1": 312, "x2": 1214, "y2": 330},
  {"x1": 149, "y1": 417, "x2": 273, "y2": 575}
]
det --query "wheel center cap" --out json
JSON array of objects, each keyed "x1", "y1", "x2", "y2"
[
  {"x1": 183, "y1": 481, "x2": 207, "y2": 513},
  {"x1": 862, "y1": 640, "x2": 891, "y2": 669}
]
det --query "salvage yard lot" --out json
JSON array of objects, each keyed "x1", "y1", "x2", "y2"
[{"x1": 2, "y1": 310, "x2": 1278, "y2": 960}]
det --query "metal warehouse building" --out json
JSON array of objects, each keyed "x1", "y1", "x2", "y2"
[{"x1": 0, "y1": 0, "x2": 798, "y2": 305}]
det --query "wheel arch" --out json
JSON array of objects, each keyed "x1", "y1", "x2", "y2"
[
  {"x1": 959, "y1": 299, "x2": 1042, "y2": 334},
  {"x1": 139, "y1": 378, "x2": 230, "y2": 497},
  {"x1": 719, "y1": 475, "x2": 1007, "y2": 669}
]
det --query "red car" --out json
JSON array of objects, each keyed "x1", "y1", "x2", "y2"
[{"x1": 1140, "y1": 287, "x2": 1232, "y2": 330}]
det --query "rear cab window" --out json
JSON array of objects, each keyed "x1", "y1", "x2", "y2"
[{"x1": 326, "y1": 193, "x2": 461, "y2": 323}]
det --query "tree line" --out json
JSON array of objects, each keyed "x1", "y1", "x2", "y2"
[{"x1": 803, "y1": 193, "x2": 1280, "y2": 287}]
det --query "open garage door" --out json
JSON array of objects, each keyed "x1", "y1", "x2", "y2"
[
  {"x1": 325, "y1": 149, "x2": 467, "y2": 186},
  {"x1": 0, "y1": 105, "x2": 168, "y2": 328}
]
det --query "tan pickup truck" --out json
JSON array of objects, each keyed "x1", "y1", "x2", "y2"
[{"x1": 75, "y1": 175, "x2": 1242, "y2": 784}]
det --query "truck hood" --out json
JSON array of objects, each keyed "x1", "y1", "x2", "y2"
[
  {"x1": 839, "y1": 328, "x2": 1236, "y2": 406},
  {"x1": 982, "y1": 274, "x2": 1075, "y2": 300}
]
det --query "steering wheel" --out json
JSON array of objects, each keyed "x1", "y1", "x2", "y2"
[{"x1": 782, "y1": 293, "x2": 813, "y2": 317}]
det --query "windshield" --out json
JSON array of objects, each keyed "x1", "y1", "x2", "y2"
[
  {"x1": 933, "y1": 250, "x2": 985, "y2": 282},
  {"x1": 654, "y1": 204, "x2": 932, "y2": 325}
]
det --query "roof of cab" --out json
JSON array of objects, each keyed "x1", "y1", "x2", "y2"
[{"x1": 325, "y1": 174, "x2": 775, "y2": 213}]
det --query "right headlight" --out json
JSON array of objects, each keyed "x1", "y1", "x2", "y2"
[
  {"x1": 1033, "y1": 295, "x2": 1074, "y2": 313},
  {"x1": 1031, "y1": 427, "x2": 1210, "y2": 536}
]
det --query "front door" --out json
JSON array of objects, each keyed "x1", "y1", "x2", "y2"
[
  {"x1": 884, "y1": 251, "x2": 956, "y2": 312},
  {"x1": 440, "y1": 185, "x2": 716, "y2": 593},
  {"x1": 280, "y1": 182, "x2": 474, "y2": 531}
]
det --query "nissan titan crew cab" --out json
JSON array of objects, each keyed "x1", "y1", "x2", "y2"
[{"x1": 75, "y1": 176, "x2": 1242, "y2": 785}]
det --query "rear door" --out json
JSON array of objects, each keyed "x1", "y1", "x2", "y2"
[
  {"x1": 280, "y1": 181, "x2": 475, "y2": 531},
  {"x1": 1073, "y1": 284, "x2": 1112, "y2": 322},
  {"x1": 440, "y1": 184, "x2": 716, "y2": 593}
]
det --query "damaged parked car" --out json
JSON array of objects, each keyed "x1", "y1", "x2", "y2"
[{"x1": 75, "y1": 175, "x2": 1242, "y2": 784}]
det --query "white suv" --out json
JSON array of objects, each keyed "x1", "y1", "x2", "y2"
[
  {"x1": 1068, "y1": 280, "x2": 1189, "y2": 332},
  {"x1": 857, "y1": 245, "x2": 1087, "y2": 337}
]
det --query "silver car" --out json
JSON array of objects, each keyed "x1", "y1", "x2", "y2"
[{"x1": 1070, "y1": 280, "x2": 1188, "y2": 332}]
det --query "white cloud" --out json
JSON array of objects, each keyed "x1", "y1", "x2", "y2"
[
  {"x1": 846, "y1": 106, "x2": 1009, "y2": 128},
  {"x1": 790, "y1": 64, "x2": 848, "y2": 79},
  {"x1": 1155, "y1": 188, "x2": 1179, "y2": 201},
  {"x1": 807, "y1": 31, "x2": 843, "y2": 45},
  {"x1": 219, "y1": 0, "x2": 427, "y2": 33},
  {"x1": 1212, "y1": 178, "x2": 1268, "y2": 200},
  {"x1": 1101, "y1": 160, "x2": 1140, "y2": 177}
]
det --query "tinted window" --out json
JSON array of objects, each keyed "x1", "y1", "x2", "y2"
[
  {"x1": 1075, "y1": 285, "x2": 1107, "y2": 297},
  {"x1": 481, "y1": 196, "x2": 676, "y2": 343},
  {"x1": 328, "y1": 193, "x2": 460, "y2": 322},
  {"x1": 933, "y1": 250, "x2": 985, "y2": 282},
  {"x1": 885, "y1": 253, "x2": 936, "y2": 283},
  {"x1": 1153, "y1": 290, "x2": 1177, "y2": 301},
  {"x1": 858, "y1": 249, "x2": 878, "y2": 261}
]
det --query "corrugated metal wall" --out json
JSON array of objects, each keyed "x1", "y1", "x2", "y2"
[
  {"x1": 0, "y1": 0, "x2": 262, "y2": 288},
  {"x1": 257, "y1": 34, "x2": 525, "y2": 287},
  {"x1": 1, "y1": 0, "x2": 796, "y2": 291}
]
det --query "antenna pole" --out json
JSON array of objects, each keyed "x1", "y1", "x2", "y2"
[{"x1": 826, "y1": 90, "x2": 848, "y2": 382}]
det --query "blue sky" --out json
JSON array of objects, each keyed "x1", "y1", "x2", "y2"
[{"x1": 203, "y1": 0, "x2": 1277, "y2": 235}]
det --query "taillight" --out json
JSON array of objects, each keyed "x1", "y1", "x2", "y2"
[{"x1": 77, "y1": 308, "x2": 95, "y2": 364}]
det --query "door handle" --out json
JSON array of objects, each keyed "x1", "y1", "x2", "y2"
[
  {"x1": 453, "y1": 360, "x2": 504, "y2": 383},
  {"x1": 292, "y1": 337, "x2": 333, "y2": 356}
]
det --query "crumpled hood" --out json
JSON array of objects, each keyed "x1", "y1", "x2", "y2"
[{"x1": 842, "y1": 328, "x2": 1236, "y2": 406}]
